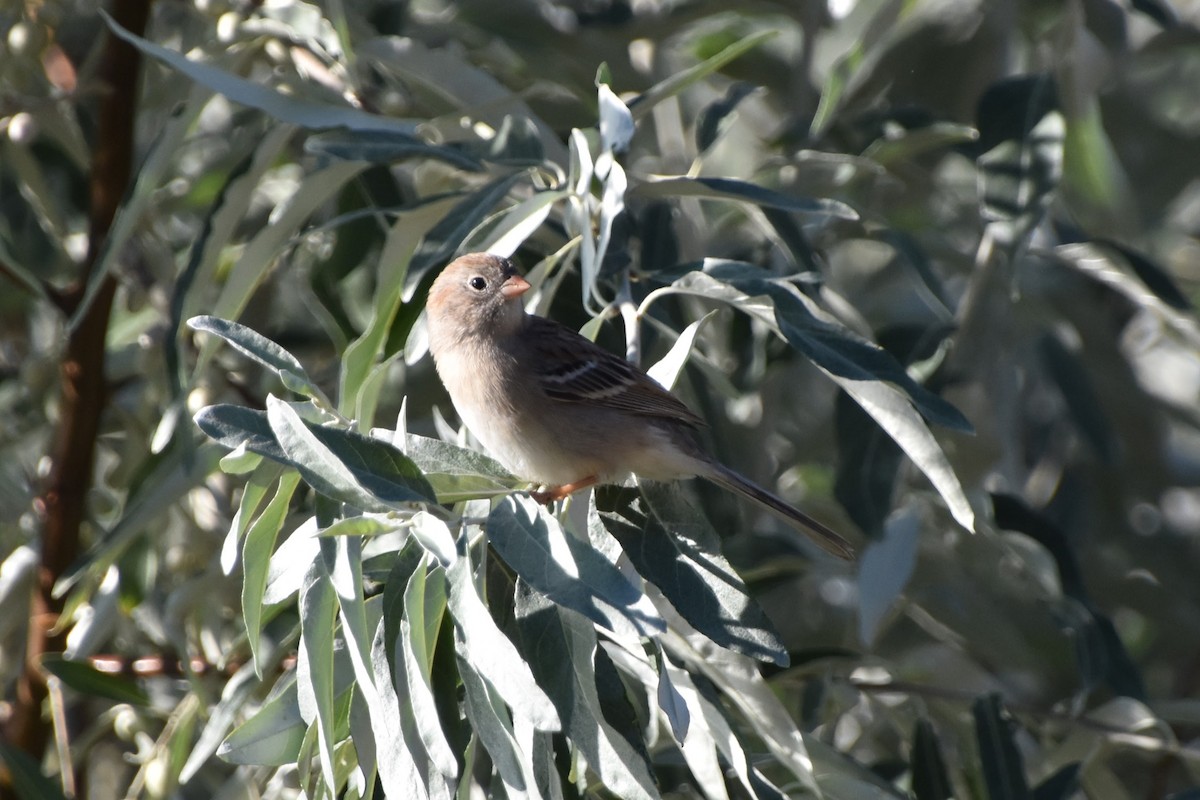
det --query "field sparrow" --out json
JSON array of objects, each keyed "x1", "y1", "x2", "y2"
[{"x1": 425, "y1": 253, "x2": 854, "y2": 559}]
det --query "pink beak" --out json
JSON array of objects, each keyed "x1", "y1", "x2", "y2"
[{"x1": 500, "y1": 274, "x2": 531, "y2": 299}]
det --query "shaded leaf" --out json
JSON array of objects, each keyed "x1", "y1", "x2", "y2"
[
  {"x1": 404, "y1": 172, "x2": 529, "y2": 300},
  {"x1": 220, "y1": 677, "x2": 307, "y2": 766},
  {"x1": 168, "y1": 126, "x2": 291, "y2": 400},
  {"x1": 188, "y1": 315, "x2": 307, "y2": 380},
  {"x1": 402, "y1": 433, "x2": 519, "y2": 502},
  {"x1": 864, "y1": 122, "x2": 979, "y2": 167},
  {"x1": 487, "y1": 496, "x2": 663, "y2": 636},
  {"x1": 400, "y1": 562, "x2": 458, "y2": 778},
  {"x1": 1037, "y1": 332, "x2": 1117, "y2": 462},
  {"x1": 305, "y1": 129, "x2": 482, "y2": 171},
  {"x1": 296, "y1": 553, "x2": 338, "y2": 789},
  {"x1": 857, "y1": 508, "x2": 920, "y2": 646},
  {"x1": 646, "y1": 311, "x2": 716, "y2": 390},
  {"x1": 973, "y1": 694, "x2": 1031, "y2": 800},
  {"x1": 991, "y1": 493, "x2": 1146, "y2": 699},
  {"x1": 632, "y1": 176, "x2": 858, "y2": 220},
  {"x1": 103, "y1": 11, "x2": 417, "y2": 135},
  {"x1": 0, "y1": 742, "x2": 69, "y2": 800},
  {"x1": 1033, "y1": 763, "x2": 1080, "y2": 800},
  {"x1": 696, "y1": 82, "x2": 759, "y2": 153},
  {"x1": 1095, "y1": 239, "x2": 1191, "y2": 311},
  {"x1": 978, "y1": 115, "x2": 1063, "y2": 242},
  {"x1": 595, "y1": 484, "x2": 789, "y2": 667},
  {"x1": 40, "y1": 655, "x2": 150, "y2": 706},
  {"x1": 912, "y1": 719, "x2": 953, "y2": 800},
  {"x1": 202, "y1": 161, "x2": 368, "y2": 344},
  {"x1": 834, "y1": 391, "x2": 904, "y2": 538},
  {"x1": 458, "y1": 655, "x2": 530, "y2": 795},
  {"x1": 447, "y1": 551, "x2": 560, "y2": 732},
  {"x1": 656, "y1": 652, "x2": 691, "y2": 743},
  {"x1": 514, "y1": 585, "x2": 660, "y2": 800},
  {"x1": 195, "y1": 404, "x2": 436, "y2": 507},
  {"x1": 368, "y1": 616, "x2": 429, "y2": 798},
  {"x1": 243, "y1": 471, "x2": 301, "y2": 675},
  {"x1": 629, "y1": 30, "x2": 775, "y2": 120}
]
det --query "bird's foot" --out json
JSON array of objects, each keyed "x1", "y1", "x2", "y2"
[{"x1": 530, "y1": 476, "x2": 598, "y2": 505}]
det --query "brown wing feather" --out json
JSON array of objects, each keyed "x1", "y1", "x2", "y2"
[{"x1": 521, "y1": 315, "x2": 705, "y2": 428}]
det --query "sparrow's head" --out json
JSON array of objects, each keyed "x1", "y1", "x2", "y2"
[{"x1": 427, "y1": 253, "x2": 531, "y2": 346}]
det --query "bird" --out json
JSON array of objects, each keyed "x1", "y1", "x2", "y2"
[{"x1": 424, "y1": 252, "x2": 854, "y2": 560}]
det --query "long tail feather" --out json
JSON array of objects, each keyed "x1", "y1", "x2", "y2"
[{"x1": 704, "y1": 462, "x2": 855, "y2": 560}]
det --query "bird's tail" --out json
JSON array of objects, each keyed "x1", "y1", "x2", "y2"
[{"x1": 704, "y1": 462, "x2": 855, "y2": 560}]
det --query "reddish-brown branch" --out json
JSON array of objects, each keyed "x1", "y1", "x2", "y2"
[{"x1": 2, "y1": 0, "x2": 151, "y2": 792}]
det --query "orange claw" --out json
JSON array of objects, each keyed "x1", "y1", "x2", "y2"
[{"x1": 529, "y1": 475, "x2": 599, "y2": 505}]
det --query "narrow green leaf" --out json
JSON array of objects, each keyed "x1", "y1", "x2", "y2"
[
  {"x1": 267, "y1": 396, "x2": 383, "y2": 512},
  {"x1": 596, "y1": 484, "x2": 789, "y2": 667},
  {"x1": 857, "y1": 508, "x2": 920, "y2": 646},
  {"x1": 655, "y1": 651, "x2": 690, "y2": 743},
  {"x1": 513, "y1": 585, "x2": 659, "y2": 800},
  {"x1": 316, "y1": 516, "x2": 397, "y2": 538},
  {"x1": 629, "y1": 30, "x2": 776, "y2": 120},
  {"x1": 836, "y1": 376, "x2": 975, "y2": 532},
  {"x1": 171, "y1": 125, "x2": 294, "y2": 401},
  {"x1": 650, "y1": 659, "x2": 739, "y2": 799},
  {"x1": 402, "y1": 433, "x2": 519, "y2": 503},
  {"x1": 73, "y1": 84, "x2": 209, "y2": 338},
  {"x1": 340, "y1": 198, "x2": 455, "y2": 420},
  {"x1": 101, "y1": 11, "x2": 418, "y2": 135},
  {"x1": 181, "y1": 661, "x2": 263, "y2": 782},
  {"x1": 197, "y1": 160, "x2": 366, "y2": 372},
  {"x1": 474, "y1": 189, "x2": 566, "y2": 258},
  {"x1": 401, "y1": 563, "x2": 458, "y2": 778},
  {"x1": 648, "y1": 265, "x2": 976, "y2": 532},
  {"x1": 305, "y1": 130, "x2": 483, "y2": 171},
  {"x1": 55, "y1": 443, "x2": 225, "y2": 601},
  {"x1": 408, "y1": 511, "x2": 458, "y2": 566},
  {"x1": 244, "y1": 471, "x2": 301, "y2": 675},
  {"x1": 196, "y1": 405, "x2": 436, "y2": 507},
  {"x1": 632, "y1": 176, "x2": 858, "y2": 219},
  {"x1": 678, "y1": 644, "x2": 819, "y2": 796},
  {"x1": 458, "y1": 655, "x2": 529, "y2": 795},
  {"x1": 368, "y1": 616, "x2": 428, "y2": 797},
  {"x1": 188, "y1": 315, "x2": 307, "y2": 380},
  {"x1": 221, "y1": 460, "x2": 279, "y2": 573},
  {"x1": 0, "y1": 742, "x2": 69, "y2": 800},
  {"x1": 487, "y1": 496, "x2": 663, "y2": 636},
  {"x1": 381, "y1": 539, "x2": 428, "y2": 678},
  {"x1": 863, "y1": 122, "x2": 979, "y2": 166},
  {"x1": 403, "y1": 172, "x2": 529, "y2": 302},
  {"x1": 645, "y1": 310, "x2": 716, "y2": 390},
  {"x1": 40, "y1": 655, "x2": 149, "y2": 706},
  {"x1": 447, "y1": 554, "x2": 560, "y2": 732},
  {"x1": 973, "y1": 694, "x2": 1031, "y2": 800},
  {"x1": 219, "y1": 676, "x2": 307, "y2": 766},
  {"x1": 219, "y1": 443, "x2": 264, "y2": 474},
  {"x1": 297, "y1": 555, "x2": 338, "y2": 790},
  {"x1": 912, "y1": 719, "x2": 953, "y2": 800}
]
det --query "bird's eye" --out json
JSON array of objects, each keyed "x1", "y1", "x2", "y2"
[{"x1": 468, "y1": 276, "x2": 487, "y2": 291}]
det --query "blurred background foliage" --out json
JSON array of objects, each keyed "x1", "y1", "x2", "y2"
[{"x1": 2, "y1": 0, "x2": 1200, "y2": 797}]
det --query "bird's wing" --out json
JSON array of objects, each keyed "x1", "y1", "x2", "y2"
[{"x1": 521, "y1": 315, "x2": 706, "y2": 428}]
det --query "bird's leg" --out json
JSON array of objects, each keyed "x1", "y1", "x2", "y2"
[{"x1": 530, "y1": 475, "x2": 598, "y2": 505}]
